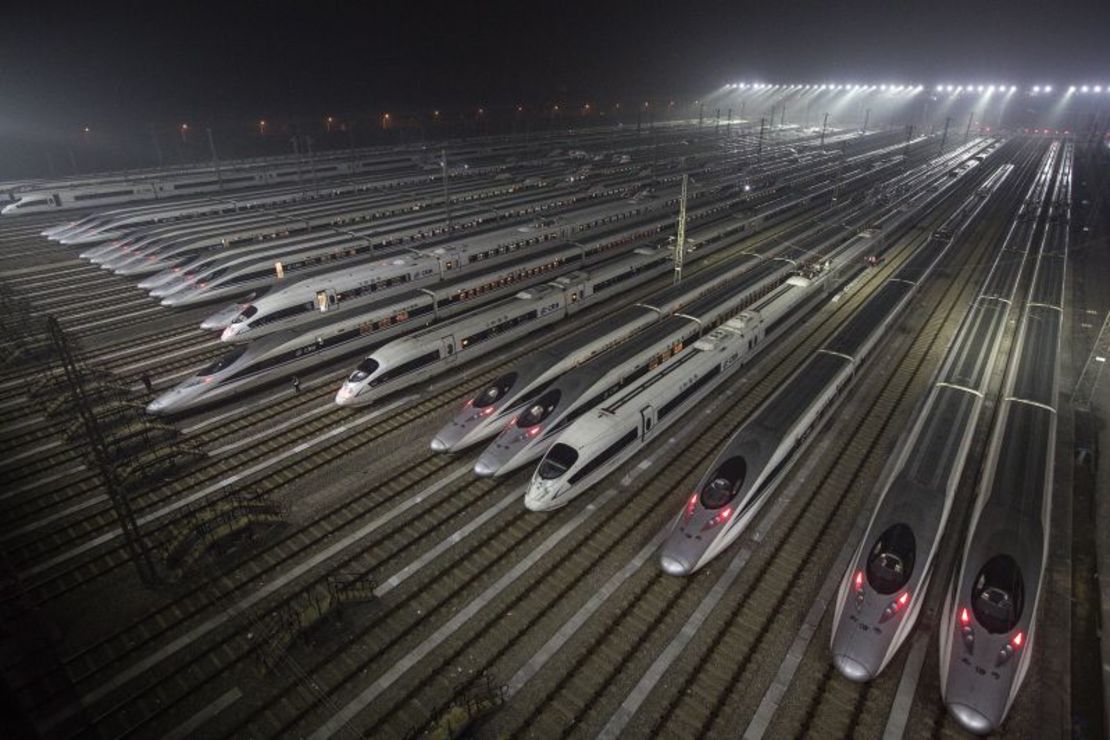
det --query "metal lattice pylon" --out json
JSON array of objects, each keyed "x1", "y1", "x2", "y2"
[{"x1": 46, "y1": 316, "x2": 159, "y2": 586}]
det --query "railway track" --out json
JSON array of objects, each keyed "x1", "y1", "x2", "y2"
[
  {"x1": 4, "y1": 201, "x2": 840, "y2": 603},
  {"x1": 28, "y1": 147, "x2": 1013, "y2": 739},
  {"x1": 4, "y1": 166, "x2": 923, "y2": 736}
]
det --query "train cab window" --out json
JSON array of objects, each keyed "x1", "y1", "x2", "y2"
[
  {"x1": 475, "y1": 373, "x2": 519, "y2": 408},
  {"x1": 699, "y1": 456, "x2": 746, "y2": 509},
  {"x1": 517, "y1": 389, "x2": 561, "y2": 427},
  {"x1": 348, "y1": 358, "x2": 380, "y2": 383},
  {"x1": 198, "y1": 345, "x2": 248, "y2": 376},
  {"x1": 231, "y1": 305, "x2": 259, "y2": 324},
  {"x1": 538, "y1": 443, "x2": 579, "y2": 480},
  {"x1": 866, "y1": 523, "x2": 916, "y2": 595},
  {"x1": 971, "y1": 554, "x2": 1024, "y2": 633}
]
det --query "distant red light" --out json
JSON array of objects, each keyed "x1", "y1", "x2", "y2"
[
  {"x1": 898, "y1": 592, "x2": 909, "y2": 606},
  {"x1": 1012, "y1": 631, "x2": 1024, "y2": 648},
  {"x1": 527, "y1": 425, "x2": 541, "y2": 437},
  {"x1": 960, "y1": 607, "x2": 970, "y2": 626},
  {"x1": 854, "y1": 571, "x2": 864, "y2": 590}
]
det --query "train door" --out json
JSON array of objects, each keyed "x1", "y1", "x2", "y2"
[
  {"x1": 440, "y1": 336, "x2": 457, "y2": 365},
  {"x1": 315, "y1": 289, "x2": 337, "y2": 312},
  {"x1": 639, "y1": 405, "x2": 655, "y2": 440}
]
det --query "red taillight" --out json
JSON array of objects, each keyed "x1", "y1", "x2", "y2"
[
  {"x1": 960, "y1": 607, "x2": 970, "y2": 626},
  {"x1": 897, "y1": 592, "x2": 909, "y2": 607},
  {"x1": 1012, "y1": 631, "x2": 1023, "y2": 648},
  {"x1": 481, "y1": 406, "x2": 494, "y2": 417},
  {"x1": 527, "y1": 425, "x2": 541, "y2": 437},
  {"x1": 684, "y1": 493, "x2": 698, "y2": 520},
  {"x1": 464, "y1": 398, "x2": 473, "y2": 408},
  {"x1": 700, "y1": 506, "x2": 732, "y2": 531}
]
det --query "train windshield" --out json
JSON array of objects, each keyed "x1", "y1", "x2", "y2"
[
  {"x1": 699, "y1": 456, "x2": 746, "y2": 509},
  {"x1": 516, "y1": 389, "x2": 561, "y2": 427},
  {"x1": 538, "y1": 444, "x2": 579, "y2": 480},
  {"x1": 971, "y1": 554, "x2": 1024, "y2": 633},
  {"x1": 866, "y1": 523, "x2": 915, "y2": 594},
  {"x1": 198, "y1": 345, "x2": 248, "y2": 376},
  {"x1": 348, "y1": 358, "x2": 379, "y2": 383},
  {"x1": 232, "y1": 305, "x2": 259, "y2": 324},
  {"x1": 474, "y1": 373, "x2": 518, "y2": 408}
]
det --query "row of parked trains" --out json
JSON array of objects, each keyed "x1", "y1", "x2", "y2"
[{"x1": 31, "y1": 123, "x2": 1068, "y2": 733}]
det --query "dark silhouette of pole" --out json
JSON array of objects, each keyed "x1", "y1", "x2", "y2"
[
  {"x1": 820, "y1": 112, "x2": 829, "y2": 146},
  {"x1": 964, "y1": 111, "x2": 974, "y2": 142},
  {"x1": 757, "y1": 117, "x2": 766, "y2": 160},
  {"x1": 291, "y1": 135, "x2": 303, "y2": 188},
  {"x1": 206, "y1": 128, "x2": 223, "y2": 190},
  {"x1": 46, "y1": 317, "x2": 158, "y2": 586},
  {"x1": 939, "y1": 116, "x2": 952, "y2": 154},
  {"x1": 149, "y1": 124, "x2": 164, "y2": 168},
  {"x1": 726, "y1": 108, "x2": 732, "y2": 135},
  {"x1": 862, "y1": 108, "x2": 871, "y2": 134},
  {"x1": 441, "y1": 148, "x2": 453, "y2": 232},
  {"x1": 698, "y1": 103, "x2": 704, "y2": 126}
]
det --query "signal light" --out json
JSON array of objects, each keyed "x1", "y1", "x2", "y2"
[
  {"x1": 897, "y1": 592, "x2": 909, "y2": 607},
  {"x1": 527, "y1": 425, "x2": 541, "y2": 437},
  {"x1": 1012, "y1": 631, "x2": 1023, "y2": 648},
  {"x1": 854, "y1": 570, "x2": 864, "y2": 590},
  {"x1": 960, "y1": 607, "x2": 970, "y2": 626}
]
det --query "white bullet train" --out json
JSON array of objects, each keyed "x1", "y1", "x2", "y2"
[
  {"x1": 829, "y1": 142, "x2": 1056, "y2": 685},
  {"x1": 429, "y1": 137, "x2": 992, "y2": 455},
  {"x1": 528, "y1": 144, "x2": 1009, "y2": 515},
  {"x1": 658, "y1": 160, "x2": 1013, "y2": 576},
  {"x1": 938, "y1": 143, "x2": 1071, "y2": 735},
  {"x1": 156, "y1": 183, "x2": 702, "y2": 308},
  {"x1": 4, "y1": 147, "x2": 424, "y2": 216},
  {"x1": 96, "y1": 178, "x2": 577, "y2": 275},
  {"x1": 335, "y1": 248, "x2": 674, "y2": 408}
]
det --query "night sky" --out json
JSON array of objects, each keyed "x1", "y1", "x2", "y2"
[{"x1": 2, "y1": 0, "x2": 1108, "y2": 130}]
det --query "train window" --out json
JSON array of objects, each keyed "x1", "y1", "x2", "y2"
[
  {"x1": 231, "y1": 305, "x2": 259, "y2": 324},
  {"x1": 517, "y1": 389, "x2": 561, "y2": 427},
  {"x1": 866, "y1": 523, "x2": 916, "y2": 595},
  {"x1": 348, "y1": 358, "x2": 380, "y2": 383},
  {"x1": 475, "y1": 373, "x2": 518, "y2": 408},
  {"x1": 370, "y1": 350, "x2": 440, "y2": 386},
  {"x1": 539, "y1": 444, "x2": 580, "y2": 480},
  {"x1": 971, "y1": 555, "x2": 1025, "y2": 634},
  {"x1": 568, "y1": 429, "x2": 637, "y2": 485},
  {"x1": 198, "y1": 345, "x2": 248, "y2": 376},
  {"x1": 699, "y1": 456, "x2": 747, "y2": 509}
]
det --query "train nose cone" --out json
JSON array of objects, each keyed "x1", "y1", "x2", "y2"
[
  {"x1": 473, "y1": 458, "x2": 497, "y2": 477},
  {"x1": 659, "y1": 554, "x2": 692, "y2": 576},
  {"x1": 334, "y1": 386, "x2": 357, "y2": 407},
  {"x1": 947, "y1": 703, "x2": 994, "y2": 735},
  {"x1": 146, "y1": 397, "x2": 168, "y2": 415},
  {"x1": 832, "y1": 654, "x2": 873, "y2": 683},
  {"x1": 429, "y1": 437, "x2": 449, "y2": 453}
]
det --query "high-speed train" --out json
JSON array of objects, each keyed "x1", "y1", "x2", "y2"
[
  {"x1": 335, "y1": 248, "x2": 674, "y2": 408},
  {"x1": 213, "y1": 174, "x2": 786, "y2": 340},
  {"x1": 148, "y1": 245, "x2": 671, "y2": 415},
  {"x1": 154, "y1": 181, "x2": 707, "y2": 307},
  {"x1": 428, "y1": 138, "x2": 965, "y2": 455},
  {"x1": 467, "y1": 205, "x2": 875, "y2": 479},
  {"x1": 3, "y1": 147, "x2": 427, "y2": 216},
  {"x1": 657, "y1": 160, "x2": 1013, "y2": 576},
  {"x1": 938, "y1": 143, "x2": 1071, "y2": 735},
  {"x1": 829, "y1": 142, "x2": 1056, "y2": 685},
  {"x1": 524, "y1": 308, "x2": 769, "y2": 511},
  {"x1": 94, "y1": 175, "x2": 578, "y2": 274}
]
